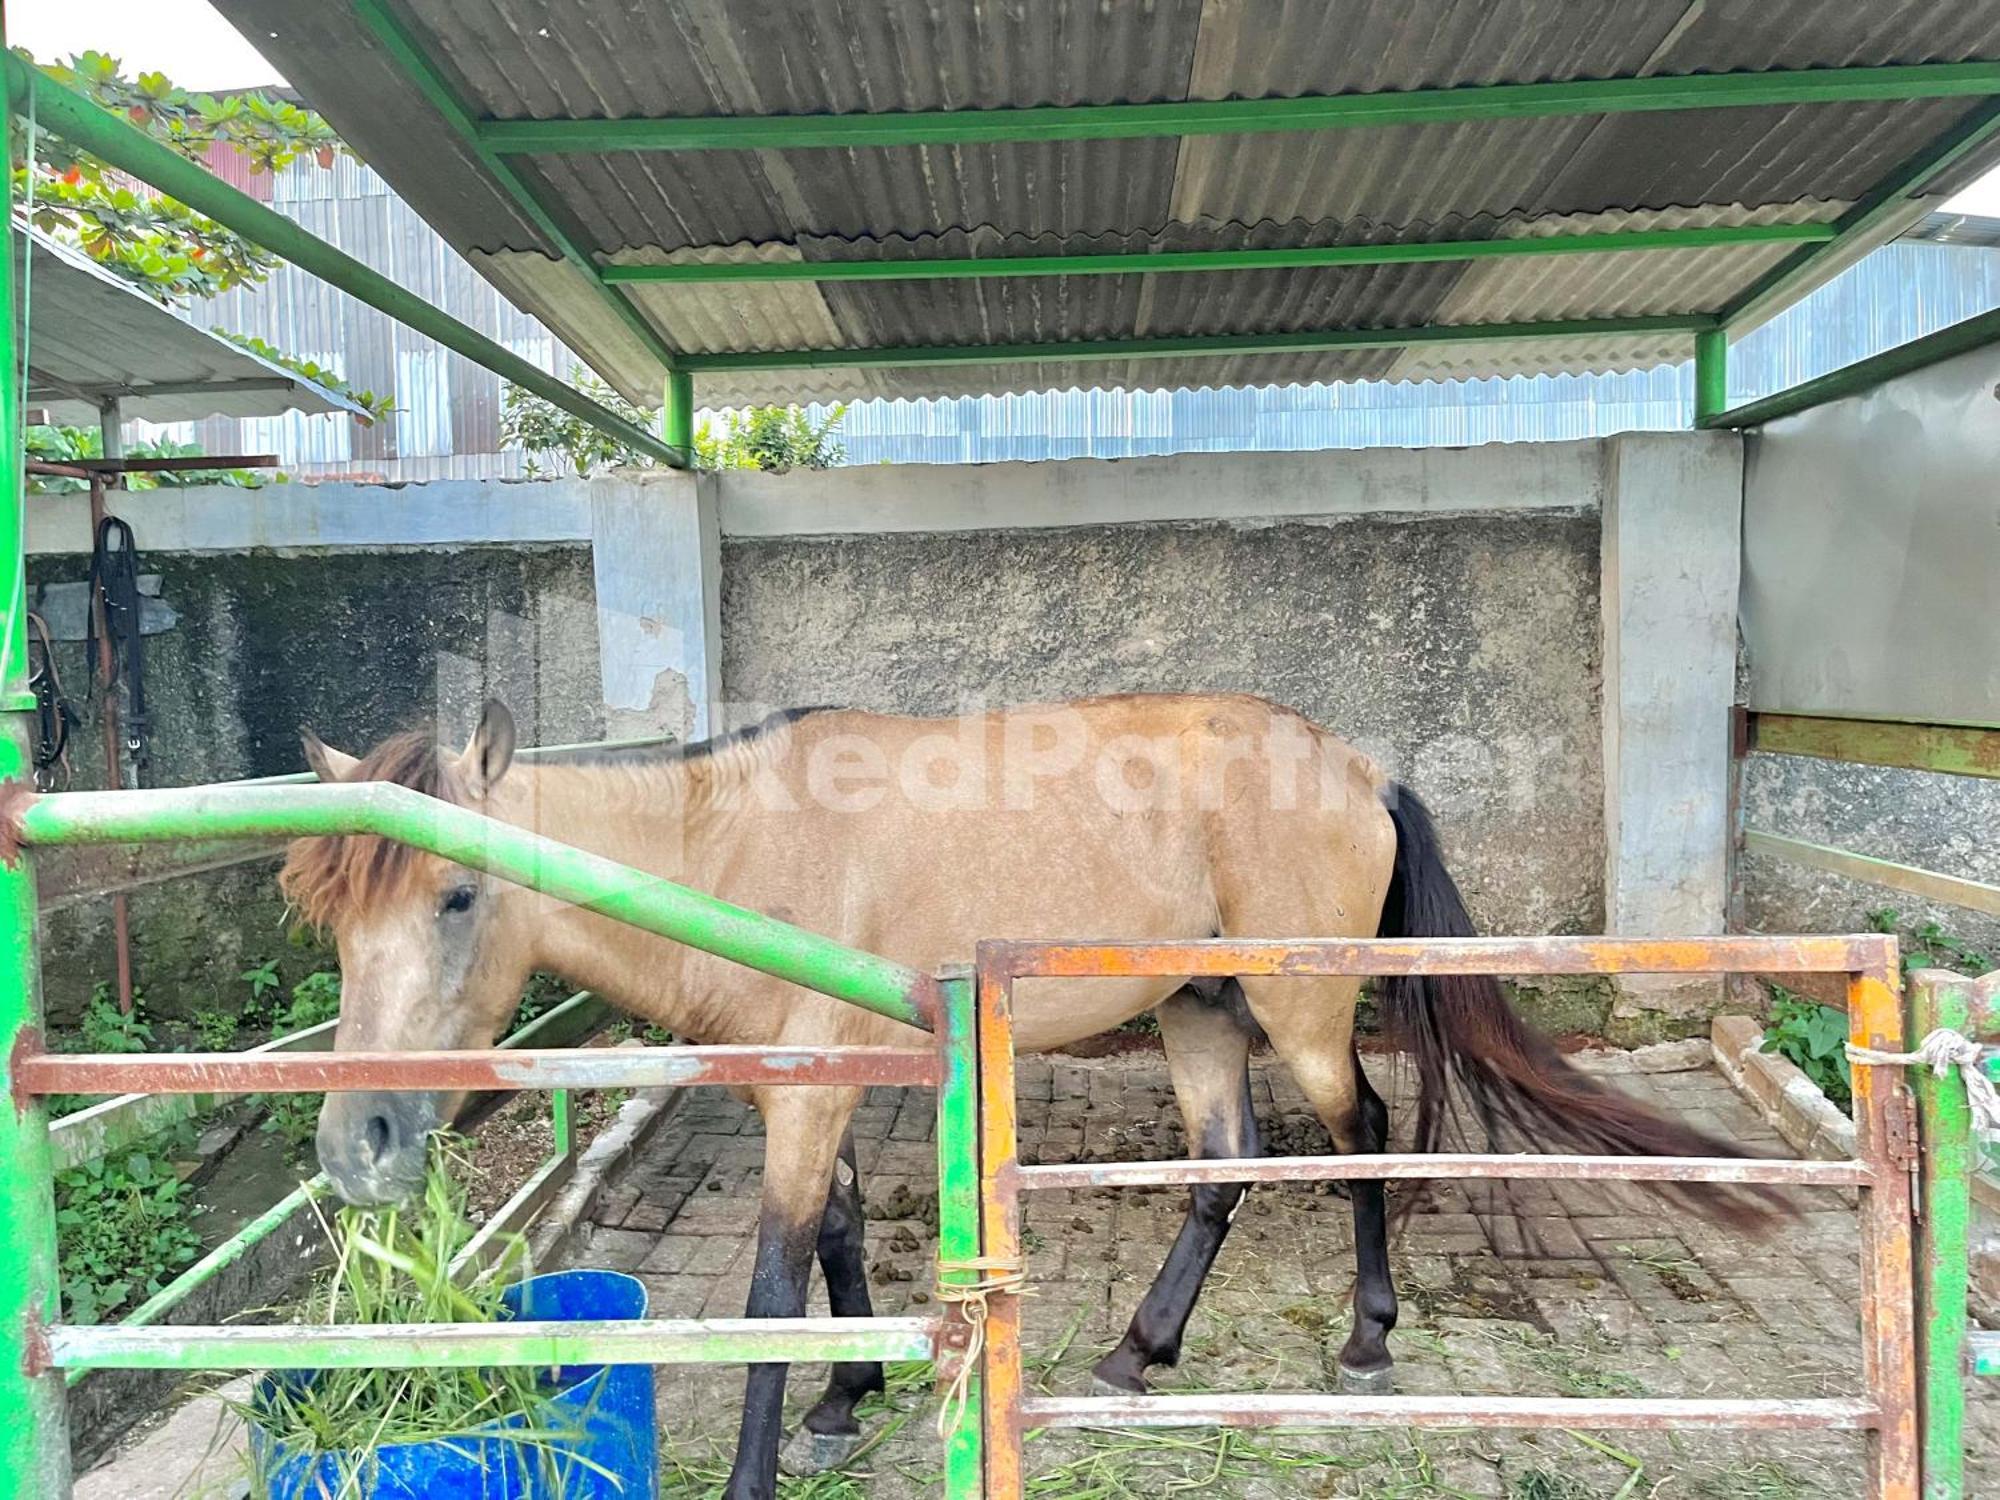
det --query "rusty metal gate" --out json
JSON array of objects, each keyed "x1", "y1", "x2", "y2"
[{"x1": 965, "y1": 934, "x2": 1920, "y2": 1500}]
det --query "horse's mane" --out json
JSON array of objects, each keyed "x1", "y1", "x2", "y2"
[
  {"x1": 279, "y1": 729, "x2": 469, "y2": 929},
  {"x1": 278, "y1": 708, "x2": 833, "y2": 927}
]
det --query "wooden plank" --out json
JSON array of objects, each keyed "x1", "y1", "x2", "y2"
[
  {"x1": 1742, "y1": 832, "x2": 2000, "y2": 918},
  {"x1": 1750, "y1": 713, "x2": 2000, "y2": 780}
]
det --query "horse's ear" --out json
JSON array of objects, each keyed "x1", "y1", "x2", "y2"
[
  {"x1": 300, "y1": 728, "x2": 360, "y2": 782},
  {"x1": 458, "y1": 700, "x2": 516, "y2": 797}
]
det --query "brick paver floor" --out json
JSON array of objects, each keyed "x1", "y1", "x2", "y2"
[{"x1": 568, "y1": 1049, "x2": 2000, "y2": 1497}]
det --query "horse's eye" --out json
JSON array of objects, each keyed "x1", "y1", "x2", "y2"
[{"x1": 440, "y1": 885, "x2": 477, "y2": 916}]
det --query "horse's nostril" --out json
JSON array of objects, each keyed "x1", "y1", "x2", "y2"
[{"x1": 364, "y1": 1112, "x2": 393, "y2": 1165}]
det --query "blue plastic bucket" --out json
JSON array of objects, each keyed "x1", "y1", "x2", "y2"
[{"x1": 250, "y1": 1269, "x2": 658, "y2": 1499}]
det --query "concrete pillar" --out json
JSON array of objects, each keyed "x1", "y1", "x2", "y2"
[
  {"x1": 1599, "y1": 430, "x2": 1745, "y2": 1035},
  {"x1": 588, "y1": 469, "x2": 721, "y2": 743}
]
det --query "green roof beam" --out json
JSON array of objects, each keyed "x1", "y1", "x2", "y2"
[
  {"x1": 1699, "y1": 303, "x2": 2000, "y2": 429},
  {"x1": 3, "y1": 57, "x2": 683, "y2": 468},
  {"x1": 347, "y1": 0, "x2": 683, "y2": 376},
  {"x1": 481, "y1": 63, "x2": 2000, "y2": 154},
  {"x1": 678, "y1": 314, "x2": 1717, "y2": 374},
  {"x1": 1722, "y1": 97, "x2": 2000, "y2": 332},
  {"x1": 603, "y1": 222, "x2": 1834, "y2": 286}
]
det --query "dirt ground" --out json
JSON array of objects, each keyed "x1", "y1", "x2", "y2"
[{"x1": 567, "y1": 1047, "x2": 2000, "y2": 1499}]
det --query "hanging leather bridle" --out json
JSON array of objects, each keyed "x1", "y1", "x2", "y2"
[
  {"x1": 26, "y1": 609, "x2": 76, "y2": 792},
  {"x1": 85, "y1": 514, "x2": 150, "y2": 779}
]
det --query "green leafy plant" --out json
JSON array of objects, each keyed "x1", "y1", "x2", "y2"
[
  {"x1": 241, "y1": 956, "x2": 283, "y2": 1021},
  {"x1": 277, "y1": 970, "x2": 342, "y2": 1034},
  {"x1": 500, "y1": 366, "x2": 845, "y2": 476},
  {"x1": 695, "y1": 403, "x2": 846, "y2": 473},
  {"x1": 1761, "y1": 986, "x2": 1852, "y2": 1112},
  {"x1": 54, "y1": 1124, "x2": 202, "y2": 1324},
  {"x1": 16, "y1": 53, "x2": 386, "y2": 437},
  {"x1": 190, "y1": 1007, "x2": 241, "y2": 1050},
  {"x1": 26, "y1": 425, "x2": 269, "y2": 493},
  {"x1": 213, "y1": 333, "x2": 395, "y2": 424},
  {"x1": 1869, "y1": 907, "x2": 1992, "y2": 980},
  {"x1": 78, "y1": 984, "x2": 152, "y2": 1053},
  {"x1": 238, "y1": 1139, "x2": 607, "y2": 1496}
]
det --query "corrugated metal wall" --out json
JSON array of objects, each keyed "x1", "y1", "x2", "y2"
[{"x1": 144, "y1": 154, "x2": 2000, "y2": 475}]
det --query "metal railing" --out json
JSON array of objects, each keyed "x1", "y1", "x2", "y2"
[
  {"x1": 968, "y1": 935, "x2": 1920, "y2": 1500},
  {"x1": 1905, "y1": 968, "x2": 2000, "y2": 1500}
]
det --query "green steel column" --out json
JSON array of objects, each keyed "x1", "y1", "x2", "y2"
[
  {"x1": 664, "y1": 369, "x2": 695, "y2": 464},
  {"x1": 1693, "y1": 327, "x2": 1729, "y2": 427},
  {"x1": 1911, "y1": 972, "x2": 1972, "y2": 1500},
  {"x1": 933, "y1": 971, "x2": 985, "y2": 1498},
  {"x1": 0, "y1": 24, "x2": 75, "y2": 1493}
]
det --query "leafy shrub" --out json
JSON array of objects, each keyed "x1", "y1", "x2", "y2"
[
  {"x1": 1761, "y1": 986, "x2": 1852, "y2": 1113},
  {"x1": 501, "y1": 367, "x2": 844, "y2": 476},
  {"x1": 1870, "y1": 907, "x2": 1992, "y2": 979},
  {"x1": 55, "y1": 1128, "x2": 202, "y2": 1324},
  {"x1": 191, "y1": 1007, "x2": 241, "y2": 1050}
]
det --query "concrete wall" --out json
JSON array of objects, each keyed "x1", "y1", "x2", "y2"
[
  {"x1": 27, "y1": 541, "x2": 604, "y2": 1022},
  {"x1": 1737, "y1": 337, "x2": 2000, "y2": 959},
  {"x1": 29, "y1": 439, "x2": 1755, "y2": 1039}
]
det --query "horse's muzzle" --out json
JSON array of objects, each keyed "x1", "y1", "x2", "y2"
[{"x1": 316, "y1": 1089, "x2": 441, "y2": 1206}]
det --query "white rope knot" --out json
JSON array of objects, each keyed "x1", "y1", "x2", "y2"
[
  {"x1": 1848, "y1": 1028, "x2": 2000, "y2": 1139},
  {"x1": 933, "y1": 1257, "x2": 1028, "y2": 1438}
]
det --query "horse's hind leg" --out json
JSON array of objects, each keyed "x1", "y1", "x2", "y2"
[
  {"x1": 781, "y1": 1130, "x2": 885, "y2": 1476},
  {"x1": 1093, "y1": 983, "x2": 1261, "y2": 1394},
  {"x1": 1238, "y1": 976, "x2": 1400, "y2": 1394}
]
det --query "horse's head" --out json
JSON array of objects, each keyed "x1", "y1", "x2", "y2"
[{"x1": 280, "y1": 701, "x2": 535, "y2": 1205}]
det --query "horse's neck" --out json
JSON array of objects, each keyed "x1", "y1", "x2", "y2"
[{"x1": 499, "y1": 757, "x2": 734, "y2": 1038}]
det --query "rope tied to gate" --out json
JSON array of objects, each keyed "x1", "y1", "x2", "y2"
[
  {"x1": 933, "y1": 1256, "x2": 1028, "y2": 1437},
  {"x1": 1848, "y1": 1029, "x2": 2000, "y2": 1139}
]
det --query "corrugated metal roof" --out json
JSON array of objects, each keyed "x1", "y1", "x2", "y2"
[
  {"x1": 17, "y1": 230, "x2": 368, "y2": 426},
  {"x1": 210, "y1": 0, "x2": 2000, "y2": 405}
]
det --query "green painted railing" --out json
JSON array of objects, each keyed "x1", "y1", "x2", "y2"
[
  {"x1": 1909, "y1": 969, "x2": 2000, "y2": 1500},
  {"x1": 16, "y1": 782, "x2": 931, "y2": 1030}
]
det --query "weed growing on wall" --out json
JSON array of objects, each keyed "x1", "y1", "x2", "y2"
[
  {"x1": 1761, "y1": 987, "x2": 1852, "y2": 1113},
  {"x1": 55, "y1": 1121, "x2": 203, "y2": 1323}
]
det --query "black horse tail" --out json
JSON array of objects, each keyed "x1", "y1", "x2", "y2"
[{"x1": 1374, "y1": 782, "x2": 1788, "y2": 1232}]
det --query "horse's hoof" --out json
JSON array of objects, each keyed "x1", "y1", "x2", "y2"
[
  {"x1": 780, "y1": 1427, "x2": 863, "y2": 1477},
  {"x1": 1336, "y1": 1362, "x2": 1394, "y2": 1396},
  {"x1": 1090, "y1": 1373, "x2": 1146, "y2": 1398}
]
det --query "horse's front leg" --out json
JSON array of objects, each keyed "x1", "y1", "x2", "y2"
[{"x1": 722, "y1": 1087, "x2": 859, "y2": 1500}]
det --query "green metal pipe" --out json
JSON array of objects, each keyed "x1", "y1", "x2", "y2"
[
  {"x1": 345, "y1": 0, "x2": 681, "y2": 375},
  {"x1": 1909, "y1": 973, "x2": 1974, "y2": 1499},
  {"x1": 934, "y1": 973, "x2": 985, "y2": 1495},
  {"x1": 1723, "y1": 98, "x2": 2000, "y2": 332},
  {"x1": 480, "y1": 62, "x2": 2000, "y2": 154},
  {"x1": 49, "y1": 1316, "x2": 939, "y2": 1372},
  {"x1": 1692, "y1": 328, "x2": 1729, "y2": 426},
  {"x1": 664, "y1": 369, "x2": 695, "y2": 462},
  {"x1": 1700, "y1": 304, "x2": 2000, "y2": 429},
  {"x1": 679, "y1": 313, "x2": 1716, "y2": 373},
  {"x1": 100, "y1": 1176, "x2": 327, "y2": 1339},
  {"x1": 4, "y1": 57, "x2": 682, "y2": 470},
  {"x1": 14, "y1": 783, "x2": 931, "y2": 1029},
  {"x1": 604, "y1": 223, "x2": 1836, "y2": 286},
  {"x1": 0, "y1": 29, "x2": 77, "y2": 1493}
]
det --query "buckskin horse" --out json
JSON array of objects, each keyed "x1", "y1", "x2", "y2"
[{"x1": 283, "y1": 694, "x2": 1778, "y2": 1500}]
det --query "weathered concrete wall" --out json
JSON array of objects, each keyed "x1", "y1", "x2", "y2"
[
  {"x1": 720, "y1": 510, "x2": 1607, "y2": 972},
  {"x1": 1739, "y1": 753, "x2": 2000, "y2": 959},
  {"x1": 27, "y1": 545, "x2": 602, "y2": 1021}
]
